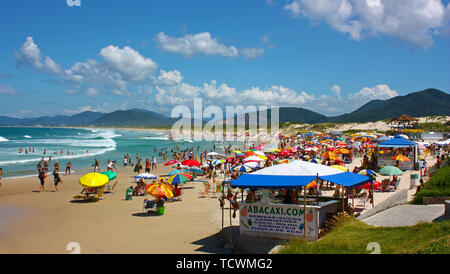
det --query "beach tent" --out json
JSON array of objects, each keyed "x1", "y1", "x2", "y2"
[
  {"x1": 230, "y1": 161, "x2": 371, "y2": 189},
  {"x1": 378, "y1": 136, "x2": 417, "y2": 148}
]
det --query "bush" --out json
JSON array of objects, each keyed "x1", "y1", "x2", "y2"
[{"x1": 412, "y1": 165, "x2": 450, "y2": 204}]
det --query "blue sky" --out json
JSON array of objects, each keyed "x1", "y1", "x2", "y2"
[{"x1": 0, "y1": 0, "x2": 449, "y2": 118}]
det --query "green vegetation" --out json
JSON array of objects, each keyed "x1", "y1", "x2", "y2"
[
  {"x1": 411, "y1": 165, "x2": 450, "y2": 204},
  {"x1": 417, "y1": 122, "x2": 449, "y2": 132},
  {"x1": 277, "y1": 216, "x2": 450, "y2": 254}
]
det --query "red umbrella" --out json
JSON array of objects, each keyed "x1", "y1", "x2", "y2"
[
  {"x1": 226, "y1": 157, "x2": 235, "y2": 163},
  {"x1": 181, "y1": 159, "x2": 201, "y2": 167},
  {"x1": 357, "y1": 181, "x2": 381, "y2": 190},
  {"x1": 164, "y1": 160, "x2": 178, "y2": 166}
]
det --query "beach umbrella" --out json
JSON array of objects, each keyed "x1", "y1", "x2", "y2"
[
  {"x1": 135, "y1": 173, "x2": 158, "y2": 180},
  {"x1": 226, "y1": 157, "x2": 235, "y2": 163},
  {"x1": 306, "y1": 180, "x2": 317, "y2": 189},
  {"x1": 379, "y1": 166, "x2": 403, "y2": 176},
  {"x1": 181, "y1": 159, "x2": 201, "y2": 167},
  {"x1": 167, "y1": 174, "x2": 191, "y2": 185},
  {"x1": 243, "y1": 156, "x2": 265, "y2": 162},
  {"x1": 79, "y1": 173, "x2": 110, "y2": 188},
  {"x1": 391, "y1": 155, "x2": 410, "y2": 162},
  {"x1": 232, "y1": 165, "x2": 252, "y2": 173},
  {"x1": 278, "y1": 159, "x2": 291, "y2": 164},
  {"x1": 233, "y1": 150, "x2": 242, "y2": 154},
  {"x1": 331, "y1": 165, "x2": 348, "y2": 172},
  {"x1": 268, "y1": 148, "x2": 281, "y2": 153},
  {"x1": 101, "y1": 171, "x2": 117, "y2": 181},
  {"x1": 168, "y1": 169, "x2": 183, "y2": 176},
  {"x1": 245, "y1": 151, "x2": 258, "y2": 157},
  {"x1": 164, "y1": 160, "x2": 178, "y2": 166},
  {"x1": 321, "y1": 151, "x2": 338, "y2": 161},
  {"x1": 183, "y1": 167, "x2": 203, "y2": 173},
  {"x1": 358, "y1": 169, "x2": 377, "y2": 177},
  {"x1": 146, "y1": 183, "x2": 173, "y2": 199},
  {"x1": 243, "y1": 161, "x2": 260, "y2": 169},
  {"x1": 211, "y1": 159, "x2": 225, "y2": 166},
  {"x1": 357, "y1": 181, "x2": 381, "y2": 190},
  {"x1": 335, "y1": 148, "x2": 350, "y2": 154}
]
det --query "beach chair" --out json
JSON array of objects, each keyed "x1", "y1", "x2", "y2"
[
  {"x1": 389, "y1": 179, "x2": 401, "y2": 191},
  {"x1": 105, "y1": 181, "x2": 118, "y2": 193},
  {"x1": 171, "y1": 187, "x2": 182, "y2": 201},
  {"x1": 381, "y1": 180, "x2": 391, "y2": 192},
  {"x1": 143, "y1": 199, "x2": 156, "y2": 213},
  {"x1": 354, "y1": 190, "x2": 369, "y2": 211}
]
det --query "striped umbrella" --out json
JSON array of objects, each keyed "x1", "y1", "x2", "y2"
[
  {"x1": 358, "y1": 169, "x2": 377, "y2": 177},
  {"x1": 168, "y1": 169, "x2": 183, "y2": 176},
  {"x1": 164, "y1": 160, "x2": 178, "y2": 166},
  {"x1": 135, "y1": 173, "x2": 157, "y2": 180},
  {"x1": 232, "y1": 165, "x2": 252, "y2": 173},
  {"x1": 167, "y1": 173, "x2": 191, "y2": 185},
  {"x1": 211, "y1": 159, "x2": 225, "y2": 166}
]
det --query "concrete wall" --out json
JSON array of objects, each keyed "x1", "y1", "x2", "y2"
[{"x1": 357, "y1": 190, "x2": 408, "y2": 220}]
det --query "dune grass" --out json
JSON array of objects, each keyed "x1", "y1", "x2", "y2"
[{"x1": 276, "y1": 216, "x2": 450, "y2": 254}]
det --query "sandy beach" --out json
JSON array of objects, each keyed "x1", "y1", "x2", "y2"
[{"x1": 0, "y1": 164, "x2": 235, "y2": 254}]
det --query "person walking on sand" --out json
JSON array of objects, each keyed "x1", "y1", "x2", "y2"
[
  {"x1": 145, "y1": 158, "x2": 151, "y2": 173},
  {"x1": 93, "y1": 158, "x2": 100, "y2": 172},
  {"x1": 65, "y1": 162, "x2": 72, "y2": 176},
  {"x1": 53, "y1": 168, "x2": 62, "y2": 192},
  {"x1": 54, "y1": 161, "x2": 59, "y2": 173},
  {"x1": 152, "y1": 156, "x2": 157, "y2": 170},
  {"x1": 38, "y1": 168, "x2": 46, "y2": 192},
  {"x1": 107, "y1": 160, "x2": 116, "y2": 171}
]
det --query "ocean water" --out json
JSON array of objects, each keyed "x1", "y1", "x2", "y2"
[{"x1": 0, "y1": 127, "x2": 241, "y2": 178}]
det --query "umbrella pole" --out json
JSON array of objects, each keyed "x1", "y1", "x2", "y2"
[
  {"x1": 303, "y1": 186, "x2": 306, "y2": 241},
  {"x1": 316, "y1": 173, "x2": 319, "y2": 206}
]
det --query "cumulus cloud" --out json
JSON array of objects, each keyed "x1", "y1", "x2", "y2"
[
  {"x1": 283, "y1": 0, "x2": 449, "y2": 48},
  {"x1": 155, "y1": 32, "x2": 240, "y2": 58},
  {"x1": 14, "y1": 37, "x2": 63, "y2": 74},
  {"x1": 154, "y1": 32, "x2": 266, "y2": 58},
  {"x1": 99, "y1": 45, "x2": 158, "y2": 81},
  {"x1": 0, "y1": 83, "x2": 20, "y2": 96},
  {"x1": 157, "y1": 69, "x2": 184, "y2": 85}
]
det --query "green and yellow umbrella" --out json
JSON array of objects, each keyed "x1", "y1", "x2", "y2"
[
  {"x1": 101, "y1": 171, "x2": 117, "y2": 181},
  {"x1": 79, "y1": 173, "x2": 110, "y2": 188}
]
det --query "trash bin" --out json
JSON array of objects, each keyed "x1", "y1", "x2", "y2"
[
  {"x1": 156, "y1": 206, "x2": 166, "y2": 215},
  {"x1": 410, "y1": 174, "x2": 419, "y2": 189},
  {"x1": 125, "y1": 187, "x2": 133, "y2": 200}
]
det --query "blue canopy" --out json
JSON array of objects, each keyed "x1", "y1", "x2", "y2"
[
  {"x1": 378, "y1": 136, "x2": 416, "y2": 148},
  {"x1": 320, "y1": 172, "x2": 372, "y2": 188}
]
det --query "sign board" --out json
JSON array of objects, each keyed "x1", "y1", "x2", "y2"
[{"x1": 238, "y1": 202, "x2": 319, "y2": 240}]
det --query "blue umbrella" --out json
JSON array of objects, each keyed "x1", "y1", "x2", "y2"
[
  {"x1": 135, "y1": 173, "x2": 157, "y2": 180},
  {"x1": 168, "y1": 170, "x2": 183, "y2": 176}
]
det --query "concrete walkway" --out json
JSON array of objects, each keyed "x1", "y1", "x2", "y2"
[{"x1": 362, "y1": 204, "x2": 445, "y2": 227}]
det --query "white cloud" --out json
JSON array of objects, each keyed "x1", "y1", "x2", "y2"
[
  {"x1": 241, "y1": 47, "x2": 265, "y2": 59},
  {"x1": 283, "y1": 0, "x2": 449, "y2": 48},
  {"x1": 85, "y1": 87, "x2": 99, "y2": 98},
  {"x1": 157, "y1": 69, "x2": 184, "y2": 85},
  {"x1": 14, "y1": 37, "x2": 63, "y2": 74},
  {"x1": 155, "y1": 32, "x2": 240, "y2": 58},
  {"x1": 64, "y1": 89, "x2": 77, "y2": 95},
  {"x1": 0, "y1": 83, "x2": 20, "y2": 96},
  {"x1": 99, "y1": 45, "x2": 158, "y2": 81},
  {"x1": 350, "y1": 84, "x2": 398, "y2": 102}
]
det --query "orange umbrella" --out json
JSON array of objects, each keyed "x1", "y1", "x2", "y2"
[
  {"x1": 321, "y1": 151, "x2": 338, "y2": 161},
  {"x1": 335, "y1": 148, "x2": 350, "y2": 154},
  {"x1": 146, "y1": 182, "x2": 173, "y2": 199},
  {"x1": 391, "y1": 155, "x2": 410, "y2": 162}
]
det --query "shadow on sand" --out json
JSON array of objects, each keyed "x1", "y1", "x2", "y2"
[{"x1": 190, "y1": 226, "x2": 285, "y2": 254}]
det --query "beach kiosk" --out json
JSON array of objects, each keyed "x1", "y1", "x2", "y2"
[
  {"x1": 229, "y1": 161, "x2": 371, "y2": 241},
  {"x1": 378, "y1": 136, "x2": 418, "y2": 170}
]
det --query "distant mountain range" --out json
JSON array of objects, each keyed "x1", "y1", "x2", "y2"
[{"x1": 0, "y1": 89, "x2": 448, "y2": 127}]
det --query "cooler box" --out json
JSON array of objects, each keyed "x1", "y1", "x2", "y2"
[{"x1": 410, "y1": 174, "x2": 419, "y2": 188}]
